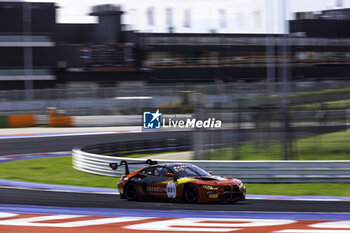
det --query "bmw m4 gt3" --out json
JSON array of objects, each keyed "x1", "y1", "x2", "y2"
[{"x1": 110, "y1": 160, "x2": 246, "y2": 203}]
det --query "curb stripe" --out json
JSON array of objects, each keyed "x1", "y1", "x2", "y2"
[
  {"x1": 0, "y1": 178, "x2": 117, "y2": 194},
  {"x1": 247, "y1": 194, "x2": 350, "y2": 202},
  {"x1": 0, "y1": 204, "x2": 350, "y2": 220},
  {"x1": 0, "y1": 153, "x2": 72, "y2": 163}
]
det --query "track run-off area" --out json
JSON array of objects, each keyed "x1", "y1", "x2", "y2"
[{"x1": 0, "y1": 128, "x2": 350, "y2": 233}]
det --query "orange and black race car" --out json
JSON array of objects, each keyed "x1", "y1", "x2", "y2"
[{"x1": 110, "y1": 160, "x2": 246, "y2": 203}]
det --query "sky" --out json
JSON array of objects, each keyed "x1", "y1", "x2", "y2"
[{"x1": 24, "y1": 0, "x2": 350, "y2": 33}]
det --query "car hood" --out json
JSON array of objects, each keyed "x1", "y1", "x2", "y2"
[
  {"x1": 177, "y1": 176, "x2": 242, "y2": 186},
  {"x1": 195, "y1": 176, "x2": 227, "y2": 181}
]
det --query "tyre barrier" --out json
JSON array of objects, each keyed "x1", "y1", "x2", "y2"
[
  {"x1": 73, "y1": 140, "x2": 350, "y2": 183},
  {"x1": 48, "y1": 116, "x2": 73, "y2": 127},
  {"x1": 0, "y1": 114, "x2": 141, "y2": 128},
  {"x1": 0, "y1": 114, "x2": 36, "y2": 128}
]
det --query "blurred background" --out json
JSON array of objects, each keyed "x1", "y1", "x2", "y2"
[{"x1": 0, "y1": 0, "x2": 350, "y2": 161}]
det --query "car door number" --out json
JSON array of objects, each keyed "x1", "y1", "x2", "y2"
[{"x1": 166, "y1": 182, "x2": 176, "y2": 198}]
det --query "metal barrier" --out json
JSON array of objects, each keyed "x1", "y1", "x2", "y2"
[{"x1": 73, "y1": 146, "x2": 350, "y2": 183}]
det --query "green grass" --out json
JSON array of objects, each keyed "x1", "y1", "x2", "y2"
[
  {"x1": 288, "y1": 86, "x2": 350, "y2": 98},
  {"x1": 209, "y1": 130, "x2": 350, "y2": 160},
  {"x1": 292, "y1": 99, "x2": 350, "y2": 110},
  {"x1": 0, "y1": 156, "x2": 350, "y2": 196},
  {"x1": 0, "y1": 156, "x2": 119, "y2": 189}
]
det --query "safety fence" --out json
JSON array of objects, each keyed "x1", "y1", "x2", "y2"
[
  {"x1": 73, "y1": 140, "x2": 350, "y2": 183},
  {"x1": 1, "y1": 82, "x2": 350, "y2": 116}
]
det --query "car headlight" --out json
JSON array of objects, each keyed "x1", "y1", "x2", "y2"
[
  {"x1": 239, "y1": 183, "x2": 245, "y2": 189},
  {"x1": 202, "y1": 185, "x2": 220, "y2": 190}
]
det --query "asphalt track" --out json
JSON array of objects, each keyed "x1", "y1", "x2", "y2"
[
  {"x1": 0, "y1": 129, "x2": 350, "y2": 214},
  {"x1": 1, "y1": 187, "x2": 350, "y2": 212},
  {"x1": 0, "y1": 131, "x2": 191, "y2": 156}
]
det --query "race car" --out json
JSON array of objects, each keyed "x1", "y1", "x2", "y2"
[{"x1": 109, "y1": 159, "x2": 246, "y2": 203}]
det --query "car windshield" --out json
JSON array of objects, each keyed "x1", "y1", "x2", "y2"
[{"x1": 171, "y1": 164, "x2": 210, "y2": 177}]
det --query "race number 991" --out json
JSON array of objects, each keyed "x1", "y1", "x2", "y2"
[{"x1": 166, "y1": 182, "x2": 176, "y2": 198}]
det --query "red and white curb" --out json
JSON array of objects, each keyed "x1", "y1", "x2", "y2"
[{"x1": 1, "y1": 212, "x2": 350, "y2": 233}]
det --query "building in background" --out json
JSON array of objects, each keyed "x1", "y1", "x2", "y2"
[
  {"x1": 117, "y1": 0, "x2": 267, "y2": 34},
  {"x1": 1, "y1": 1, "x2": 350, "y2": 89},
  {"x1": 291, "y1": 8, "x2": 350, "y2": 37},
  {"x1": 0, "y1": 1, "x2": 56, "y2": 90},
  {"x1": 56, "y1": 4, "x2": 140, "y2": 88}
]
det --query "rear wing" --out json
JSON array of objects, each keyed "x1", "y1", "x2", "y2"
[{"x1": 109, "y1": 159, "x2": 157, "y2": 175}]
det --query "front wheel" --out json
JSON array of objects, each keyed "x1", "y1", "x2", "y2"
[
  {"x1": 184, "y1": 184, "x2": 199, "y2": 203},
  {"x1": 124, "y1": 182, "x2": 138, "y2": 201}
]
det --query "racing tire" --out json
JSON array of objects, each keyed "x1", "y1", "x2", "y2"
[
  {"x1": 184, "y1": 183, "x2": 199, "y2": 203},
  {"x1": 124, "y1": 182, "x2": 138, "y2": 201}
]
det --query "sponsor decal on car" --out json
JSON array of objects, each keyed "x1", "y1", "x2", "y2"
[{"x1": 147, "y1": 186, "x2": 166, "y2": 193}]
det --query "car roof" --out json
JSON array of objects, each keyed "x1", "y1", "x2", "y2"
[{"x1": 147, "y1": 163, "x2": 193, "y2": 168}]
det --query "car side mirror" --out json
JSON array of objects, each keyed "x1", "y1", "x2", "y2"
[
  {"x1": 109, "y1": 163, "x2": 118, "y2": 170},
  {"x1": 208, "y1": 171, "x2": 213, "y2": 175},
  {"x1": 165, "y1": 173, "x2": 175, "y2": 179}
]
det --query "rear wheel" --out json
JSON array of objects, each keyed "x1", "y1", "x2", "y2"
[
  {"x1": 184, "y1": 184, "x2": 199, "y2": 203},
  {"x1": 124, "y1": 182, "x2": 138, "y2": 201}
]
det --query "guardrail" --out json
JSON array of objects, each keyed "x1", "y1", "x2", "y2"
[{"x1": 73, "y1": 146, "x2": 350, "y2": 183}]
